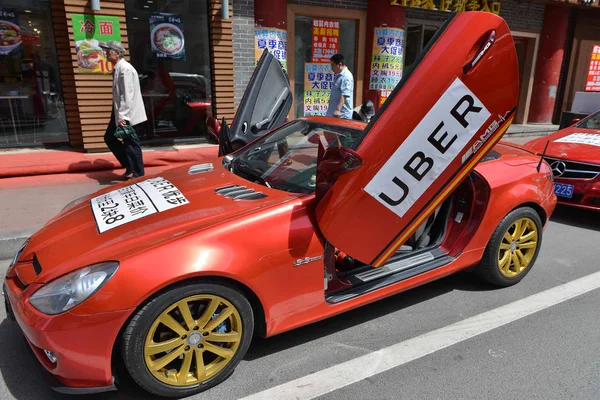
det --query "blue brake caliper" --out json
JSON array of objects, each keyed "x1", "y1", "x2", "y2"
[{"x1": 211, "y1": 313, "x2": 227, "y2": 334}]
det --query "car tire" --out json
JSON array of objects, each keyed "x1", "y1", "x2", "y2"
[
  {"x1": 121, "y1": 282, "x2": 254, "y2": 398},
  {"x1": 475, "y1": 206, "x2": 543, "y2": 287}
]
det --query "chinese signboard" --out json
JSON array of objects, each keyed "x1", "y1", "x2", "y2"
[
  {"x1": 585, "y1": 44, "x2": 600, "y2": 92},
  {"x1": 150, "y1": 13, "x2": 185, "y2": 60},
  {"x1": 254, "y1": 27, "x2": 287, "y2": 71},
  {"x1": 304, "y1": 63, "x2": 333, "y2": 116},
  {"x1": 72, "y1": 14, "x2": 122, "y2": 74},
  {"x1": 91, "y1": 177, "x2": 189, "y2": 233},
  {"x1": 390, "y1": 0, "x2": 501, "y2": 14},
  {"x1": 370, "y1": 27, "x2": 405, "y2": 92},
  {"x1": 312, "y1": 19, "x2": 339, "y2": 63},
  {"x1": 0, "y1": 9, "x2": 22, "y2": 58}
]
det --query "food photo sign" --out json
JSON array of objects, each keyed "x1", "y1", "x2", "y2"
[
  {"x1": 72, "y1": 14, "x2": 122, "y2": 74},
  {"x1": 0, "y1": 9, "x2": 23, "y2": 57},
  {"x1": 150, "y1": 13, "x2": 185, "y2": 60}
]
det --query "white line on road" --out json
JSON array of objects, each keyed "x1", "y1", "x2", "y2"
[{"x1": 239, "y1": 271, "x2": 600, "y2": 400}]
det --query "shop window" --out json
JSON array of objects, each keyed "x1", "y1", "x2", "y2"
[
  {"x1": 404, "y1": 25, "x2": 438, "y2": 72},
  {"x1": 0, "y1": 2, "x2": 68, "y2": 148},
  {"x1": 124, "y1": 0, "x2": 214, "y2": 143}
]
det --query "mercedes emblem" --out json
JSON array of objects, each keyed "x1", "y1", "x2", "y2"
[{"x1": 550, "y1": 160, "x2": 567, "y2": 177}]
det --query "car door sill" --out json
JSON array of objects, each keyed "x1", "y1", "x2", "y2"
[{"x1": 325, "y1": 252, "x2": 454, "y2": 304}]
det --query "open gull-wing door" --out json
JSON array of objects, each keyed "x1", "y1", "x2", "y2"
[
  {"x1": 316, "y1": 12, "x2": 519, "y2": 267},
  {"x1": 223, "y1": 49, "x2": 293, "y2": 154}
]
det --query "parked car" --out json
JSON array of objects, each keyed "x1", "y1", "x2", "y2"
[
  {"x1": 524, "y1": 109, "x2": 600, "y2": 211},
  {"x1": 3, "y1": 12, "x2": 556, "y2": 398}
]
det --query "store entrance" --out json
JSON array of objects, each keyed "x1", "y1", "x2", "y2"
[{"x1": 287, "y1": 4, "x2": 366, "y2": 119}]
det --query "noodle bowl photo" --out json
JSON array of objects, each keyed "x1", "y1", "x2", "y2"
[
  {"x1": 0, "y1": 20, "x2": 22, "y2": 53},
  {"x1": 151, "y1": 23, "x2": 184, "y2": 56}
]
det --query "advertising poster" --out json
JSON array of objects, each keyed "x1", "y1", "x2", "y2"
[
  {"x1": 254, "y1": 27, "x2": 287, "y2": 71},
  {"x1": 312, "y1": 19, "x2": 339, "y2": 63},
  {"x1": 304, "y1": 63, "x2": 333, "y2": 116},
  {"x1": 72, "y1": 14, "x2": 122, "y2": 74},
  {"x1": 0, "y1": 9, "x2": 22, "y2": 58},
  {"x1": 389, "y1": 0, "x2": 501, "y2": 15},
  {"x1": 150, "y1": 13, "x2": 185, "y2": 60},
  {"x1": 369, "y1": 27, "x2": 405, "y2": 91},
  {"x1": 585, "y1": 44, "x2": 600, "y2": 92}
]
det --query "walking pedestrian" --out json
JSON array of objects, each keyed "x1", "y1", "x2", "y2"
[
  {"x1": 102, "y1": 40, "x2": 147, "y2": 179},
  {"x1": 326, "y1": 54, "x2": 354, "y2": 120}
]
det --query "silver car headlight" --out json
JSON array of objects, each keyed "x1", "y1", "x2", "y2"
[{"x1": 29, "y1": 261, "x2": 119, "y2": 315}]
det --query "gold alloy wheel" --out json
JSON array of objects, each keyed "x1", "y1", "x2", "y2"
[
  {"x1": 497, "y1": 217, "x2": 539, "y2": 278},
  {"x1": 144, "y1": 295, "x2": 243, "y2": 386}
]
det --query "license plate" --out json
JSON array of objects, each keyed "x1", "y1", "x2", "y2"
[{"x1": 554, "y1": 183, "x2": 575, "y2": 199}]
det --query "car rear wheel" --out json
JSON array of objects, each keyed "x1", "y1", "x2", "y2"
[
  {"x1": 475, "y1": 207, "x2": 543, "y2": 287},
  {"x1": 122, "y1": 282, "x2": 254, "y2": 398}
]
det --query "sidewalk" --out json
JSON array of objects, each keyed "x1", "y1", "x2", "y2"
[{"x1": 0, "y1": 132, "x2": 550, "y2": 259}]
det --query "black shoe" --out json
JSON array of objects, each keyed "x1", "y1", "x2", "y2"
[{"x1": 121, "y1": 170, "x2": 133, "y2": 178}]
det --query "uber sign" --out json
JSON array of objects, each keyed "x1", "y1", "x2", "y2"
[{"x1": 364, "y1": 78, "x2": 491, "y2": 218}]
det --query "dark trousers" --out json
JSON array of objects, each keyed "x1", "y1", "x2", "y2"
[{"x1": 104, "y1": 111, "x2": 145, "y2": 177}]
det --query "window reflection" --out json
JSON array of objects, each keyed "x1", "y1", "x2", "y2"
[
  {"x1": 0, "y1": 2, "x2": 67, "y2": 147},
  {"x1": 125, "y1": 0, "x2": 214, "y2": 143}
]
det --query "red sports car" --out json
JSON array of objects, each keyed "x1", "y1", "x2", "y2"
[
  {"x1": 524, "y1": 109, "x2": 600, "y2": 211},
  {"x1": 3, "y1": 13, "x2": 556, "y2": 397}
]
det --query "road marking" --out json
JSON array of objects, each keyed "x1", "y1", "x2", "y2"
[{"x1": 240, "y1": 271, "x2": 600, "y2": 400}]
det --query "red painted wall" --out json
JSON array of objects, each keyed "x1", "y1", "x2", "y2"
[
  {"x1": 528, "y1": 5, "x2": 569, "y2": 123},
  {"x1": 362, "y1": 0, "x2": 406, "y2": 110},
  {"x1": 255, "y1": 0, "x2": 287, "y2": 29}
]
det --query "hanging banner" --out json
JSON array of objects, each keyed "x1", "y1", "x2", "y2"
[
  {"x1": 72, "y1": 14, "x2": 122, "y2": 74},
  {"x1": 390, "y1": 0, "x2": 501, "y2": 14},
  {"x1": 304, "y1": 63, "x2": 333, "y2": 116},
  {"x1": 585, "y1": 44, "x2": 600, "y2": 92},
  {"x1": 254, "y1": 27, "x2": 287, "y2": 71},
  {"x1": 369, "y1": 27, "x2": 405, "y2": 92},
  {"x1": 0, "y1": 9, "x2": 22, "y2": 58},
  {"x1": 312, "y1": 19, "x2": 339, "y2": 63},
  {"x1": 150, "y1": 13, "x2": 185, "y2": 60}
]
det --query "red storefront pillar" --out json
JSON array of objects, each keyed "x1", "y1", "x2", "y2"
[
  {"x1": 363, "y1": 0, "x2": 406, "y2": 109},
  {"x1": 255, "y1": 0, "x2": 287, "y2": 29},
  {"x1": 528, "y1": 5, "x2": 569, "y2": 123}
]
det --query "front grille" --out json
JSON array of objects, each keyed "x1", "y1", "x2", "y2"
[
  {"x1": 558, "y1": 194, "x2": 584, "y2": 204},
  {"x1": 215, "y1": 185, "x2": 267, "y2": 200},
  {"x1": 544, "y1": 157, "x2": 600, "y2": 180}
]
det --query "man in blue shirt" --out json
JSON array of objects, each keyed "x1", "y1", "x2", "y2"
[{"x1": 326, "y1": 54, "x2": 354, "y2": 119}]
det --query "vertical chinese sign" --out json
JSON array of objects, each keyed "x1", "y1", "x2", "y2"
[
  {"x1": 150, "y1": 13, "x2": 186, "y2": 60},
  {"x1": 72, "y1": 14, "x2": 122, "y2": 74},
  {"x1": 254, "y1": 28, "x2": 287, "y2": 71},
  {"x1": 370, "y1": 27, "x2": 405, "y2": 106},
  {"x1": 312, "y1": 19, "x2": 339, "y2": 63},
  {"x1": 0, "y1": 9, "x2": 22, "y2": 58},
  {"x1": 304, "y1": 63, "x2": 333, "y2": 116},
  {"x1": 585, "y1": 44, "x2": 600, "y2": 92}
]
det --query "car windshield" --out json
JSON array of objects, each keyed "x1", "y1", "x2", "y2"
[
  {"x1": 575, "y1": 110, "x2": 600, "y2": 130},
  {"x1": 225, "y1": 120, "x2": 363, "y2": 194}
]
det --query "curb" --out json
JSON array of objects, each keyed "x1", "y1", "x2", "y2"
[{"x1": 0, "y1": 231, "x2": 33, "y2": 260}]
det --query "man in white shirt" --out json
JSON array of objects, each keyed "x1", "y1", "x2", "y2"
[{"x1": 102, "y1": 41, "x2": 147, "y2": 179}]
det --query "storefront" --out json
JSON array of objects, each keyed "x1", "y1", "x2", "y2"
[
  {"x1": 0, "y1": 0, "x2": 234, "y2": 151},
  {"x1": 248, "y1": 0, "x2": 547, "y2": 124}
]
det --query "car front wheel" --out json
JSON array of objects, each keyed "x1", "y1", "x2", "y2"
[
  {"x1": 122, "y1": 282, "x2": 254, "y2": 398},
  {"x1": 475, "y1": 206, "x2": 543, "y2": 287}
]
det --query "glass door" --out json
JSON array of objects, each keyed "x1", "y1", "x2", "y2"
[{"x1": 293, "y1": 15, "x2": 357, "y2": 118}]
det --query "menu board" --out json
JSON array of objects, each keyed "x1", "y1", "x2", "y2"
[
  {"x1": 369, "y1": 27, "x2": 405, "y2": 91},
  {"x1": 72, "y1": 14, "x2": 122, "y2": 74},
  {"x1": 254, "y1": 27, "x2": 287, "y2": 71},
  {"x1": 304, "y1": 63, "x2": 333, "y2": 116},
  {"x1": 0, "y1": 9, "x2": 22, "y2": 58},
  {"x1": 312, "y1": 19, "x2": 339, "y2": 63},
  {"x1": 585, "y1": 44, "x2": 600, "y2": 92},
  {"x1": 150, "y1": 13, "x2": 185, "y2": 60}
]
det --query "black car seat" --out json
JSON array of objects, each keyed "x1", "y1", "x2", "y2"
[{"x1": 399, "y1": 206, "x2": 443, "y2": 252}]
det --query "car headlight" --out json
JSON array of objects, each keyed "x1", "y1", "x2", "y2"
[{"x1": 29, "y1": 261, "x2": 119, "y2": 315}]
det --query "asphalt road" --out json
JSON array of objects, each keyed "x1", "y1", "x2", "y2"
[{"x1": 0, "y1": 205, "x2": 598, "y2": 400}]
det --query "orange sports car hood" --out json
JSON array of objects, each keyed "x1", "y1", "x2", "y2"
[{"x1": 20, "y1": 160, "x2": 296, "y2": 284}]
